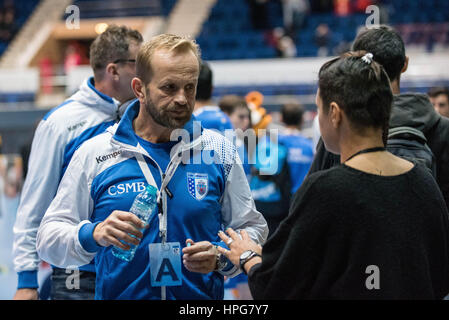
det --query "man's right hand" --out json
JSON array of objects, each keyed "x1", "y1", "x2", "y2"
[
  {"x1": 13, "y1": 288, "x2": 39, "y2": 300},
  {"x1": 93, "y1": 210, "x2": 145, "y2": 250}
]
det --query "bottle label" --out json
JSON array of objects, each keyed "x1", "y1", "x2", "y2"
[{"x1": 149, "y1": 242, "x2": 182, "y2": 287}]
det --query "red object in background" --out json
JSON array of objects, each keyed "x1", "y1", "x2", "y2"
[
  {"x1": 64, "y1": 41, "x2": 83, "y2": 75},
  {"x1": 354, "y1": 0, "x2": 373, "y2": 12},
  {"x1": 39, "y1": 56, "x2": 53, "y2": 94},
  {"x1": 334, "y1": 0, "x2": 352, "y2": 16}
]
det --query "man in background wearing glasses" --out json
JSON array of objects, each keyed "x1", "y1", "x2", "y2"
[{"x1": 12, "y1": 25, "x2": 142, "y2": 300}]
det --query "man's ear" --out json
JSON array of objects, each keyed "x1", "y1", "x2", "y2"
[
  {"x1": 402, "y1": 56, "x2": 409, "y2": 74},
  {"x1": 329, "y1": 102, "x2": 342, "y2": 129},
  {"x1": 105, "y1": 63, "x2": 119, "y2": 81},
  {"x1": 132, "y1": 77, "x2": 145, "y2": 101}
]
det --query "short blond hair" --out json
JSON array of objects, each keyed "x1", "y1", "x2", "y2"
[{"x1": 136, "y1": 34, "x2": 201, "y2": 84}]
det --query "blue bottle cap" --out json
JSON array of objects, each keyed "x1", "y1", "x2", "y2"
[{"x1": 145, "y1": 184, "x2": 158, "y2": 195}]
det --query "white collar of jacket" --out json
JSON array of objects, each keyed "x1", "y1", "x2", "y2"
[{"x1": 69, "y1": 77, "x2": 122, "y2": 116}]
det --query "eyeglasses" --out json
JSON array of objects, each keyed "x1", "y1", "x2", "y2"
[{"x1": 113, "y1": 59, "x2": 136, "y2": 64}]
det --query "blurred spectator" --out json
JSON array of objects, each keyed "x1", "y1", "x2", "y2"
[
  {"x1": 334, "y1": 0, "x2": 352, "y2": 16},
  {"x1": 0, "y1": 10, "x2": 5, "y2": 41},
  {"x1": 64, "y1": 41, "x2": 83, "y2": 75},
  {"x1": 193, "y1": 61, "x2": 233, "y2": 134},
  {"x1": 315, "y1": 23, "x2": 331, "y2": 57},
  {"x1": 219, "y1": 95, "x2": 252, "y2": 132},
  {"x1": 219, "y1": 95, "x2": 253, "y2": 177},
  {"x1": 39, "y1": 57, "x2": 54, "y2": 95},
  {"x1": 270, "y1": 28, "x2": 297, "y2": 58},
  {"x1": 428, "y1": 87, "x2": 449, "y2": 118},
  {"x1": 219, "y1": 95, "x2": 254, "y2": 299},
  {"x1": 281, "y1": 0, "x2": 310, "y2": 37},
  {"x1": 267, "y1": 27, "x2": 284, "y2": 57},
  {"x1": 246, "y1": 0, "x2": 270, "y2": 30},
  {"x1": 3, "y1": 0, "x2": 15, "y2": 14},
  {"x1": 278, "y1": 34, "x2": 297, "y2": 58},
  {"x1": 278, "y1": 102, "x2": 314, "y2": 194},
  {"x1": 4, "y1": 156, "x2": 22, "y2": 198},
  {"x1": 3, "y1": 8, "x2": 16, "y2": 40},
  {"x1": 0, "y1": 6, "x2": 17, "y2": 43}
]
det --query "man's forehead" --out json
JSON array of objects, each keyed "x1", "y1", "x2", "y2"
[
  {"x1": 436, "y1": 94, "x2": 449, "y2": 101},
  {"x1": 150, "y1": 51, "x2": 199, "y2": 81},
  {"x1": 152, "y1": 49, "x2": 199, "y2": 69}
]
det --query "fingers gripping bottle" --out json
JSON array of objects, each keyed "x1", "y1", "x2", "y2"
[{"x1": 112, "y1": 185, "x2": 158, "y2": 262}]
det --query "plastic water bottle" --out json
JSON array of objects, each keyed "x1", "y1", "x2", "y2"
[{"x1": 112, "y1": 184, "x2": 158, "y2": 262}]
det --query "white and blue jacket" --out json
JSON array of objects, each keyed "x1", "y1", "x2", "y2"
[
  {"x1": 36, "y1": 100, "x2": 268, "y2": 300},
  {"x1": 13, "y1": 77, "x2": 127, "y2": 289}
]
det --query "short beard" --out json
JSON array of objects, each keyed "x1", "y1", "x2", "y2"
[{"x1": 144, "y1": 94, "x2": 192, "y2": 129}]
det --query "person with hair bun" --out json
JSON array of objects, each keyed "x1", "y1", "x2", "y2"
[
  {"x1": 217, "y1": 52, "x2": 449, "y2": 299},
  {"x1": 310, "y1": 26, "x2": 449, "y2": 211}
]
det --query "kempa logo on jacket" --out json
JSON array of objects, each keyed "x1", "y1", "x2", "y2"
[
  {"x1": 67, "y1": 120, "x2": 87, "y2": 132},
  {"x1": 96, "y1": 150, "x2": 122, "y2": 164}
]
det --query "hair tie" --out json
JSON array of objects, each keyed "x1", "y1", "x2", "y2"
[{"x1": 361, "y1": 53, "x2": 374, "y2": 65}]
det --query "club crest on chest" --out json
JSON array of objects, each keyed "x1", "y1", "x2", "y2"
[{"x1": 187, "y1": 172, "x2": 209, "y2": 200}]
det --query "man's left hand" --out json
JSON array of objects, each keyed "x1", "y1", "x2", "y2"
[{"x1": 182, "y1": 239, "x2": 217, "y2": 274}]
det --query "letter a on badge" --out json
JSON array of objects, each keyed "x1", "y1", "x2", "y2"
[
  {"x1": 150, "y1": 242, "x2": 182, "y2": 287},
  {"x1": 156, "y1": 258, "x2": 179, "y2": 282}
]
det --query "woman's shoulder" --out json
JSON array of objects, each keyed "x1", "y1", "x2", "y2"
[{"x1": 303, "y1": 165, "x2": 353, "y2": 190}]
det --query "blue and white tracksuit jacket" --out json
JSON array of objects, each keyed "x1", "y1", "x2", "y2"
[
  {"x1": 12, "y1": 77, "x2": 127, "y2": 289},
  {"x1": 36, "y1": 100, "x2": 268, "y2": 300}
]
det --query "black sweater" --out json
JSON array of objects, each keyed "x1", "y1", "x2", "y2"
[
  {"x1": 248, "y1": 163, "x2": 449, "y2": 299},
  {"x1": 308, "y1": 93, "x2": 449, "y2": 210}
]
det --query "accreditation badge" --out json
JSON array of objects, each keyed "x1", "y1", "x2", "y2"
[{"x1": 149, "y1": 242, "x2": 182, "y2": 287}]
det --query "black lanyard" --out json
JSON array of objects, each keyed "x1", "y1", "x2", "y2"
[{"x1": 345, "y1": 147, "x2": 386, "y2": 162}]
